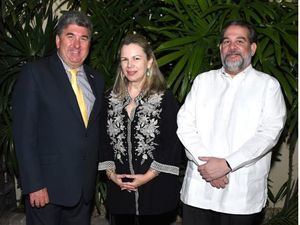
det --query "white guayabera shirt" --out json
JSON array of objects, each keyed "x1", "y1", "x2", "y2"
[{"x1": 177, "y1": 65, "x2": 286, "y2": 214}]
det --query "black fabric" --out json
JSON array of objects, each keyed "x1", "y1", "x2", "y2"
[
  {"x1": 101, "y1": 90, "x2": 182, "y2": 215},
  {"x1": 182, "y1": 204, "x2": 264, "y2": 225},
  {"x1": 25, "y1": 195, "x2": 91, "y2": 225},
  {"x1": 110, "y1": 210, "x2": 177, "y2": 225}
]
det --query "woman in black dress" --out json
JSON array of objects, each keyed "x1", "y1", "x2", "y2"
[{"x1": 99, "y1": 34, "x2": 182, "y2": 225}]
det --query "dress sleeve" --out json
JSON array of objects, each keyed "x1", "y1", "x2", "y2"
[
  {"x1": 98, "y1": 93, "x2": 116, "y2": 171},
  {"x1": 150, "y1": 90, "x2": 182, "y2": 175}
]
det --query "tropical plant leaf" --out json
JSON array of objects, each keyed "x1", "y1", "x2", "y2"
[
  {"x1": 157, "y1": 49, "x2": 186, "y2": 67},
  {"x1": 167, "y1": 54, "x2": 188, "y2": 87},
  {"x1": 157, "y1": 36, "x2": 200, "y2": 51}
]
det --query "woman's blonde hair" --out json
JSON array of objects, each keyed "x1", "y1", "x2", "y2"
[{"x1": 113, "y1": 34, "x2": 166, "y2": 98}]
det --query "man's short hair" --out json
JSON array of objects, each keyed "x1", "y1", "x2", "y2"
[
  {"x1": 220, "y1": 20, "x2": 257, "y2": 44},
  {"x1": 55, "y1": 11, "x2": 93, "y2": 39}
]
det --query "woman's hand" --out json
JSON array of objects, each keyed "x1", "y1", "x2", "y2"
[
  {"x1": 121, "y1": 169, "x2": 159, "y2": 191},
  {"x1": 106, "y1": 170, "x2": 137, "y2": 191},
  {"x1": 108, "y1": 172, "x2": 125, "y2": 187}
]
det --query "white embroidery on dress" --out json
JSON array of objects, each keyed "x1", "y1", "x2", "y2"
[
  {"x1": 135, "y1": 93, "x2": 162, "y2": 165},
  {"x1": 107, "y1": 92, "x2": 127, "y2": 164},
  {"x1": 107, "y1": 92, "x2": 163, "y2": 165}
]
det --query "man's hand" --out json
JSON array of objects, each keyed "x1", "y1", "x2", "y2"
[
  {"x1": 210, "y1": 175, "x2": 229, "y2": 189},
  {"x1": 198, "y1": 157, "x2": 231, "y2": 181},
  {"x1": 29, "y1": 188, "x2": 49, "y2": 208}
]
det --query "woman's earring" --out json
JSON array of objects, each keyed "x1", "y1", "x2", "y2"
[{"x1": 146, "y1": 68, "x2": 151, "y2": 77}]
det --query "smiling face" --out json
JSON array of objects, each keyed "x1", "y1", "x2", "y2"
[
  {"x1": 220, "y1": 25, "x2": 257, "y2": 76},
  {"x1": 120, "y1": 43, "x2": 153, "y2": 87},
  {"x1": 56, "y1": 24, "x2": 91, "y2": 69}
]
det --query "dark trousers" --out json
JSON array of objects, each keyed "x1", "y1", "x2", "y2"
[
  {"x1": 25, "y1": 195, "x2": 92, "y2": 225},
  {"x1": 182, "y1": 204, "x2": 263, "y2": 225},
  {"x1": 110, "y1": 210, "x2": 177, "y2": 225}
]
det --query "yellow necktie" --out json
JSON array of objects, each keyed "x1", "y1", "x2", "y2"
[{"x1": 69, "y1": 69, "x2": 88, "y2": 127}]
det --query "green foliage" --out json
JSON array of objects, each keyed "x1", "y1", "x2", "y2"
[
  {"x1": 265, "y1": 180, "x2": 298, "y2": 225},
  {"x1": 268, "y1": 181, "x2": 288, "y2": 207},
  {"x1": 94, "y1": 174, "x2": 107, "y2": 215},
  {"x1": 87, "y1": 0, "x2": 158, "y2": 88},
  {"x1": 59, "y1": 0, "x2": 163, "y2": 87}
]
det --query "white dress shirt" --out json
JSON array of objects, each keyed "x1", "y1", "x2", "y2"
[{"x1": 177, "y1": 65, "x2": 286, "y2": 214}]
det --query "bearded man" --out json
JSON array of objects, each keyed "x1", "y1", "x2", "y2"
[{"x1": 177, "y1": 20, "x2": 286, "y2": 225}]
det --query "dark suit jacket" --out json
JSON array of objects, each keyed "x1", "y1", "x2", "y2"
[{"x1": 12, "y1": 53, "x2": 104, "y2": 207}]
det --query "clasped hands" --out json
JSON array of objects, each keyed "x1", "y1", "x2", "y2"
[
  {"x1": 109, "y1": 169, "x2": 158, "y2": 192},
  {"x1": 197, "y1": 157, "x2": 231, "y2": 189}
]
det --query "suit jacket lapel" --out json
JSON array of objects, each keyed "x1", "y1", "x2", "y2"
[
  {"x1": 84, "y1": 66, "x2": 101, "y2": 127},
  {"x1": 49, "y1": 54, "x2": 85, "y2": 126}
]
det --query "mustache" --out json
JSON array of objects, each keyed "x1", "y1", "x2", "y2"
[{"x1": 225, "y1": 51, "x2": 242, "y2": 57}]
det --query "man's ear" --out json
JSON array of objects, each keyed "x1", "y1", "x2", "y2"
[
  {"x1": 55, "y1": 35, "x2": 60, "y2": 49},
  {"x1": 250, "y1": 43, "x2": 257, "y2": 56}
]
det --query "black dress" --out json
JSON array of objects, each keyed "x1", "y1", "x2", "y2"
[{"x1": 99, "y1": 89, "x2": 182, "y2": 216}]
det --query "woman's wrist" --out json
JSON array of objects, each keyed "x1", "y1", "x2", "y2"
[
  {"x1": 106, "y1": 169, "x2": 116, "y2": 180},
  {"x1": 149, "y1": 168, "x2": 160, "y2": 177}
]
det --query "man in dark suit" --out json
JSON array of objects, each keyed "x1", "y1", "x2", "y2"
[{"x1": 12, "y1": 11, "x2": 104, "y2": 225}]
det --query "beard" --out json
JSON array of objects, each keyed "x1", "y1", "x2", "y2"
[{"x1": 221, "y1": 51, "x2": 252, "y2": 74}]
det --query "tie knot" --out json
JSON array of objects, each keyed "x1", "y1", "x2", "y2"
[{"x1": 69, "y1": 69, "x2": 78, "y2": 77}]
